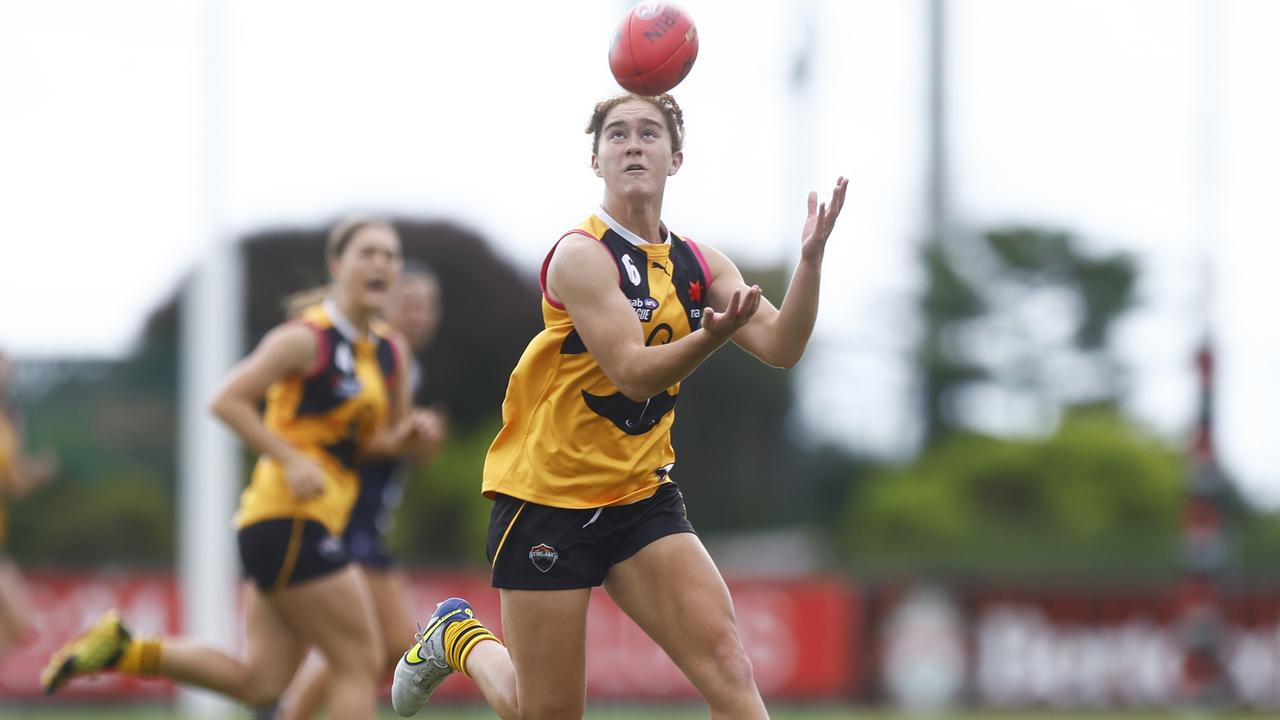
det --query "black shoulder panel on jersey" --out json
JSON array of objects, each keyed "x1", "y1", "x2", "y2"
[
  {"x1": 296, "y1": 327, "x2": 347, "y2": 417},
  {"x1": 375, "y1": 336, "x2": 397, "y2": 385},
  {"x1": 667, "y1": 233, "x2": 708, "y2": 333},
  {"x1": 560, "y1": 329, "x2": 588, "y2": 355},
  {"x1": 600, "y1": 230, "x2": 652, "y2": 301}
]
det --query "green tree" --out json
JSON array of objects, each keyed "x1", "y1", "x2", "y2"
[
  {"x1": 918, "y1": 227, "x2": 1137, "y2": 445},
  {"x1": 841, "y1": 408, "x2": 1185, "y2": 580}
]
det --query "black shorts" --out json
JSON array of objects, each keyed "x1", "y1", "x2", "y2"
[
  {"x1": 343, "y1": 522, "x2": 393, "y2": 570},
  {"x1": 344, "y1": 461, "x2": 402, "y2": 570},
  {"x1": 486, "y1": 482, "x2": 695, "y2": 590},
  {"x1": 238, "y1": 518, "x2": 350, "y2": 592}
]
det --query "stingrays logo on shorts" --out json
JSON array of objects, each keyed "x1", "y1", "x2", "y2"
[{"x1": 529, "y1": 543, "x2": 558, "y2": 573}]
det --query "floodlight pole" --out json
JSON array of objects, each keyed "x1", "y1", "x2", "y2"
[
  {"x1": 1176, "y1": 0, "x2": 1230, "y2": 707},
  {"x1": 920, "y1": 0, "x2": 950, "y2": 446},
  {"x1": 177, "y1": 1, "x2": 240, "y2": 718},
  {"x1": 925, "y1": 0, "x2": 949, "y2": 246}
]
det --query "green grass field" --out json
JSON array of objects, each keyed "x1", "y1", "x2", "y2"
[{"x1": 0, "y1": 707, "x2": 1268, "y2": 720}]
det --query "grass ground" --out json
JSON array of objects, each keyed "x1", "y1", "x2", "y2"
[{"x1": 0, "y1": 707, "x2": 1269, "y2": 720}]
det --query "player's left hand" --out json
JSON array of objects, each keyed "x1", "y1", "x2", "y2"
[
  {"x1": 799, "y1": 176, "x2": 849, "y2": 264},
  {"x1": 403, "y1": 406, "x2": 447, "y2": 463}
]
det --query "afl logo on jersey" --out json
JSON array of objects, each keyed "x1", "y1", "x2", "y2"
[
  {"x1": 630, "y1": 296, "x2": 660, "y2": 322},
  {"x1": 529, "y1": 543, "x2": 558, "y2": 573}
]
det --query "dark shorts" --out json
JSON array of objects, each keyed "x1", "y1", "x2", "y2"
[
  {"x1": 487, "y1": 482, "x2": 695, "y2": 590},
  {"x1": 344, "y1": 461, "x2": 401, "y2": 570},
  {"x1": 238, "y1": 518, "x2": 350, "y2": 592},
  {"x1": 343, "y1": 522, "x2": 392, "y2": 570}
]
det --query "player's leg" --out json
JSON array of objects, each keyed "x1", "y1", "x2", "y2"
[
  {"x1": 276, "y1": 649, "x2": 325, "y2": 720},
  {"x1": 43, "y1": 580, "x2": 308, "y2": 708},
  {"x1": 273, "y1": 564, "x2": 383, "y2": 720},
  {"x1": 493, "y1": 587, "x2": 590, "y2": 719},
  {"x1": 279, "y1": 565, "x2": 411, "y2": 720},
  {"x1": 391, "y1": 589, "x2": 588, "y2": 720},
  {"x1": 158, "y1": 580, "x2": 309, "y2": 707},
  {"x1": 366, "y1": 566, "x2": 415, "y2": 671},
  {"x1": 604, "y1": 532, "x2": 768, "y2": 720},
  {"x1": 393, "y1": 493, "x2": 600, "y2": 719}
]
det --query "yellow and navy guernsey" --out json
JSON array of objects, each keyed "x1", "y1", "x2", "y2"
[
  {"x1": 234, "y1": 300, "x2": 400, "y2": 537},
  {"x1": 0, "y1": 408, "x2": 15, "y2": 549},
  {"x1": 482, "y1": 209, "x2": 713, "y2": 509}
]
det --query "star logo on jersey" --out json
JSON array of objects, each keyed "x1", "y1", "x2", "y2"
[{"x1": 688, "y1": 280, "x2": 703, "y2": 303}]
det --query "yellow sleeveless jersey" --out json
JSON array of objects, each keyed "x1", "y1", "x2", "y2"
[
  {"x1": 234, "y1": 301, "x2": 400, "y2": 536},
  {"x1": 482, "y1": 211, "x2": 713, "y2": 508},
  {"x1": 0, "y1": 410, "x2": 14, "y2": 548}
]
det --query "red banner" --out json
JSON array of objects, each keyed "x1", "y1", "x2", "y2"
[
  {"x1": 1, "y1": 571, "x2": 859, "y2": 702},
  {"x1": 0, "y1": 571, "x2": 180, "y2": 700}
]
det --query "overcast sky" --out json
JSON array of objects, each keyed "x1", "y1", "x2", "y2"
[{"x1": 1, "y1": 0, "x2": 1276, "y2": 506}]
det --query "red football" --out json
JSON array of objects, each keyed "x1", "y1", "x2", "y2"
[{"x1": 609, "y1": 2, "x2": 699, "y2": 96}]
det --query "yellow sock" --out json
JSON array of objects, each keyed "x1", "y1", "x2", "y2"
[
  {"x1": 442, "y1": 619, "x2": 499, "y2": 677},
  {"x1": 116, "y1": 638, "x2": 163, "y2": 677}
]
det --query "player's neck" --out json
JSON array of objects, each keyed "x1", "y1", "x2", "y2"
[
  {"x1": 330, "y1": 294, "x2": 373, "y2": 336},
  {"x1": 601, "y1": 194, "x2": 665, "y2": 244}
]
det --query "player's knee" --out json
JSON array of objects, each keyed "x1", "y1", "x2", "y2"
[
  {"x1": 708, "y1": 630, "x2": 755, "y2": 690},
  {"x1": 517, "y1": 695, "x2": 585, "y2": 720},
  {"x1": 325, "y1": 640, "x2": 382, "y2": 684}
]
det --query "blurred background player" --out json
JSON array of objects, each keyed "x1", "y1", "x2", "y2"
[
  {"x1": 280, "y1": 260, "x2": 447, "y2": 720},
  {"x1": 0, "y1": 349, "x2": 58, "y2": 659},
  {"x1": 391, "y1": 93, "x2": 847, "y2": 719},
  {"x1": 41, "y1": 219, "x2": 440, "y2": 720}
]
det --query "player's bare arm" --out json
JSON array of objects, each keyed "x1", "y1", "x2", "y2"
[
  {"x1": 703, "y1": 176, "x2": 848, "y2": 368},
  {"x1": 548, "y1": 232, "x2": 760, "y2": 402},
  {"x1": 210, "y1": 322, "x2": 326, "y2": 500}
]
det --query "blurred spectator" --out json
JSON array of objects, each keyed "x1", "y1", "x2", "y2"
[{"x1": 0, "y1": 349, "x2": 58, "y2": 658}]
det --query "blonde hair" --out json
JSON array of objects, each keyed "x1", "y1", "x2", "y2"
[
  {"x1": 586, "y1": 93, "x2": 685, "y2": 155},
  {"x1": 283, "y1": 217, "x2": 397, "y2": 318}
]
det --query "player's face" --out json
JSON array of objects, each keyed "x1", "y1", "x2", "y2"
[
  {"x1": 331, "y1": 225, "x2": 402, "y2": 313},
  {"x1": 593, "y1": 100, "x2": 682, "y2": 199},
  {"x1": 386, "y1": 274, "x2": 441, "y2": 352}
]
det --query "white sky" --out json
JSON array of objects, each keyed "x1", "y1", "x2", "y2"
[{"x1": 1, "y1": 0, "x2": 1277, "y2": 505}]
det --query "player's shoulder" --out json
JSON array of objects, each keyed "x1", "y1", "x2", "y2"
[
  {"x1": 570, "y1": 214, "x2": 609, "y2": 242},
  {"x1": 551, "y1": 215, "x2": 613, "y2": 263}
]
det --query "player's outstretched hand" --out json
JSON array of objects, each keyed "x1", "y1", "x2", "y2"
[
  {"x1": 702, "y1": 286, "x2": 762, "y2": 342},
  {"x1": 799, "y1": 176, "x2": 849, "y2": 264}
]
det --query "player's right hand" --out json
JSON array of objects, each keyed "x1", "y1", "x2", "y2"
[
  {"x1": 283, "y1": 454, "x2": 327, "y2": 501},
  {"x1": 701, "y1": 285, "x2": 761, "y2": 341}
]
